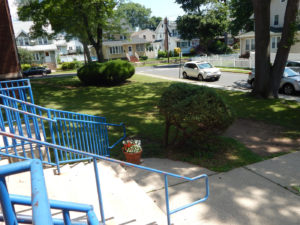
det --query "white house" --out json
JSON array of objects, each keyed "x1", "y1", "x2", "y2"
[
  {"x1": 154, "y1": 20, "x2": 199, "y2": 54},
  {"x1": 13, "y1": 21, "x2": 58, "y2": 69},
  {"x1": 239, "y1": 0, "x2": 300, "y2": 57}
]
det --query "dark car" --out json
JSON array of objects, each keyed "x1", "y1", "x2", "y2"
[{"x1": 23, "y1": 67, "x2": 51, "y2": 77}]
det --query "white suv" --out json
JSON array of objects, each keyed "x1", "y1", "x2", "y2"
[{"x1": 182, "y1": 61, "x2": 221, "y2": 81}]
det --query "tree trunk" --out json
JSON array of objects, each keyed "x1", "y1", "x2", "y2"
[
  {"x1": 164, "y1": 120, "x2": 170, "y2": 148},
  {"x1": 252, "y1": 0, "x2": 271, "y2": 98},
  {"x1": 271, "y1": 0, "x2": 300, "y2": 98},
  {"x1": 82, "y1": 41, "x2": 92, "y2": 63}
]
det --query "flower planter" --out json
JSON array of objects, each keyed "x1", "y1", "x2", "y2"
[{"x1": 123, "y1": 151, "x2": 142, "y2": 165}]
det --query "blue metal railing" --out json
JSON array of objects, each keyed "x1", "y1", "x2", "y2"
[
  {"x1": 0, "y1": 79, "x2": 209, "y2": 224},
  {"x1": 0, "y1": 130, "x2": 209, "y2": 225},
  {"x1": 0, "y1": 93, "x2": 126, "y2": 173},
  {"x1": 0, "y1": 159, "x2": 100, "y2": 225}
]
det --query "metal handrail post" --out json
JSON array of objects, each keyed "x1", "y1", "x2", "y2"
[
  {"x1": 164, "y1": 175, "x2": 171, "y2": 225},
  {"x1": 48, "y1": 111, "x2": 61, "y2": 174},
  {"x1": 63, "y1": 210, "x2": 72, "y2": 225},
  {"x1": 0, "y1": 177, "x2": 17, "y2": 225},
  {"x1": 93, "y1": 158, "x2": 105, "y2": 224},
  {"x1": 30, "y1": 159, "x2": 53, "y2": 225}
]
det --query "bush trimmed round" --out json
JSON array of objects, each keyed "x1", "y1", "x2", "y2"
[
  {"x1": 158, "y1": 83, "x2": 234, "y2": 145},
  {"x1": 77, "y1": 60, "x2": 135, "y2": 85}
]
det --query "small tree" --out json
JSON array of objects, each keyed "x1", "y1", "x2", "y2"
[
  {"x1": 18, "y1": 48, "x2": 33, "y2": 64},
  {"x1": 158, "y1": 83, "x2": 234, "y2": 148}
]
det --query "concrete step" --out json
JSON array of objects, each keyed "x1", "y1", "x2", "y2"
[{"x1": 3, "y1": 159, "x2": 167, "y2": 225}]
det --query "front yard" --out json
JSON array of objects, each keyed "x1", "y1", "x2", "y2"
[{"x1": 30, "y1": 75, "x2": 300, "y2": 172}]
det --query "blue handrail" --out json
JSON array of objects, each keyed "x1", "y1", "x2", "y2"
[
  {"x1": 0, "y1": 94, "x2": 126, "y2": 172},
  {"x1": 0, "y1": 159, "x2": 100, "y2": 224},
  {"x1": 0, "y1": 130, "x2": 209, "y2": 225}
]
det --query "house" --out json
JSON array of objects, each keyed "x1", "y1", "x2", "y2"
[
  {"x1": 90, "y1": 29, "x2": 153, "y2": 61},
  {"x1": 13, "y1": 21, "x2": 58, "y2": 69},
  {"x1": 0, "y1": 0, "x2": 22, "y2": 80},
  {"x1": 239, "y1": 0, "x2": 300, "y2": 57},
  {"x1": 102, "y1": 37, "x2": 151, "y2": 61},
  {"x1": 154, "y1": 19, "x2": 199, "y2": 54},
  {"x1": 131, "y1": 29, "x2": 156, "y2": 43},
  {"x1": 54, "y1": 37, "x2": 83, "y2": 55}
]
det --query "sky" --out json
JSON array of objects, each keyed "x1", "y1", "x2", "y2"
[
  {"x1": 8, "y1": 0, "x2": 185, "y2": 22},
  {"x1": 130, "y1": 0, "x2": 185, "y2": 20}
]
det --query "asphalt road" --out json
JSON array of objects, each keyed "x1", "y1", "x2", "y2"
[{"x1": 136, "y1": 66, "x2": 251, "y2": 90}]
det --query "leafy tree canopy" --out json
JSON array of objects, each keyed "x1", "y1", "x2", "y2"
[
  {"x1": 116, "y1": 2, "x2": 151, "y2": 29},
  {"x1": 228, "y1": 0, "x2": 253, "y2": 36},
  {"x1": 176, "y1": 2, "x2": 228, "y2": 52},
  {"x1": 17, "y1": 0, "x2": 122, "y2": 62},
  {"x1": 18, "y1": 48, "x2": 33, "y2": 64}
]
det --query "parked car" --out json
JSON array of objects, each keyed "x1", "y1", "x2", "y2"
[
  {"x1": 248, "y1": 67, "x2": 300, "y2": 95},
  {"x1": 286, "y1": 60, "x2": 300, "y2": 73},
  {"x1": 22, "y1": 67, "x2": 51, "y2": 77},
  {"x1": 182, "y1": 61, "x2": 221, "y2": 81}
]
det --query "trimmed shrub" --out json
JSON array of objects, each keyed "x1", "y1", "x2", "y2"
[
  {"x1": 157, "y1": 50, "x2": 167, "y2": 58},
  {"x1": 173, "y1": 48, "x2": 181, "y2": 57},
  {"x1": 190, "y1": 47, "x2": 197, "y2": 55},
  {"x1": 61, "y1": 61, "x2": 83, "y2": 70},
  {"x1": 158, "y1": 83, "x2": 234, "y2": 147},
  {"x1": 77, "y1": 60, "x2": 135, "y2": 86},
  {"x1": 140, "y1": 56, "x2": 148, "y2": 60},
  {"x1": 21, "y1": 64, "x2": 31, "y2": 71}
]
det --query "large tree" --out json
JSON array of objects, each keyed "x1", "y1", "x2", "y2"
[
  {"x1": 142, "y1": 16, "x2": 162, "y2": 31},
  {"x1": 252, "y1": 0, "x2": 300, "y2": 98},
  {"x1": 176, "y1": 1, "x2": 228, "y2": 53},
  {"x1": 228, "y1": 0, "x2": 253, "y2": 36},
  {"x1": 18, "y1": 0, "x2": 120, "y2": 62},
  {"x1": 116, "y1": 2, "x2": 151, "y2": 30}
]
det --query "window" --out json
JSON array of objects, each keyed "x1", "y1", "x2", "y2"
[
  {"x1": 271, "y1": 36, "x2": 281, "y2": 49},
  {"x1": 246, "y1": 39, "x2": 250, "y2": 51},
  {"x1": 245, "y1": 39, "x2": 255, "y2": 51},
  {"x1": 274, "y1": 15, "x2": 279, "y2": 26},
  {"x1": 143, "y1": 35, "x2": 146, "y2": 39},
  {"x1": 136, "y1": 44, "x2": 145, "y2": 52},
  {"x1": 251, "y1": 39, "x2": 255, "y2": 50},
  {"x1": 38, "y1": 37, "x2": 48, "y2": 45},
  {"x1": 33, "y1": 53, "x2": 40, "y2": 61},
  {"x1": 152, "y1": 35, "x2": 155, "y2": 39},
  {"x1": 281, "y1": 0, "x2": 285, "y2": 2},
  {"x1": 178, "y1": 41, "x2": 189, "y2": 48},
  {"x1": 120, "y1": 35, "x2": 126, "y2": 40},
  {"x1": 109, "y1": 46, "x2": 123, "y2": 55},
  {"x1": 43, "y1": 37, "x2": 48, "y2": 44},
  {"x1": 17, "y1": 37, "x2": 29, "y2": 46}
]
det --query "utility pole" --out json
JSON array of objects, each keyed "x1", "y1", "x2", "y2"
[
  {"x1": 0, "y1": 0, "x2": 21, "y2": 80},
  {"x1": 164, "y1": 17, "x2": 169, "y2": 63}
]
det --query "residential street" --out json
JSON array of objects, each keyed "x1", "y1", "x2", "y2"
[
  {"x1": 135, "y1": 65, "x2": 300, "y2": 102},
  {"x1": 136, "y1": 66, "x2": 251, "y2": 90}
]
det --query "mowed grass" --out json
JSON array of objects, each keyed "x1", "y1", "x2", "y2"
[{"x1": 30, "y1": 75, "x2": 300, "y2": 171}]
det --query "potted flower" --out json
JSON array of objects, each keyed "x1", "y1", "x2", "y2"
[{"x1": 122, "y1": 139, "x2": 142, "y2": 164}]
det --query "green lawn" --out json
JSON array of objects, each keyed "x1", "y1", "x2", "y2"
[{"x1": 30, "y1": 75, "x2": 300, "y2": 171}]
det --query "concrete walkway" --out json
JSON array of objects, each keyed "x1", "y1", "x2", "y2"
[{"x1": 121, "y1": 152, "x2": 300, "y2": 225}]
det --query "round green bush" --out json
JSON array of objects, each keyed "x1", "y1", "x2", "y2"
[
  {"x1": 21, "y1": 64, "x2": 31, "y2": 71},
  {"x1": 157, "y1": 50, "x2": 167, "y2": 58},
  {"x1": 77, "y1": 60, "x2": 135, "y2": 85},
  {"x1": 61, "y1": 61, "x2": 83, "y2": 70},
  {"x1": 158, "y1": 83, "x2": 234, "y2": 146},
  {"x1": 140, "y1": 56, "x2": 148, "y2": 60}
]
